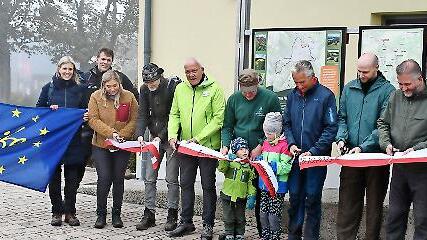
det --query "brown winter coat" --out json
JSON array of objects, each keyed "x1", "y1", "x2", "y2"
[{"x1": 88, "y1": 89, "x2": 138, "y2": 148}]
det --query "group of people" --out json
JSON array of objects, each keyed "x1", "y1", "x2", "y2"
[{"x1": 36, "y1": 47, "x2": 427, "y2": 240}]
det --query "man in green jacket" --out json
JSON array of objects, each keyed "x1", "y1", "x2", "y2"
[
  {"x1": 378, "y1": 59, "x2": 427, "y2": 240},
  {"x1": 168, "y1": 58, "x2": 225, "y2": 240},
  {"x1": 221, "y1": 68, "x2": 281, "y2": 236},
  {"x1": 335, "y1": 53, "x2": 395, "y2": 240}
]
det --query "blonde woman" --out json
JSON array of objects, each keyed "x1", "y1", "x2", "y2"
[
  {"x1": 36, "y1": 56, "x2": 87, "y2": 227},
  {"x1": 88, "y1": 70, "x2": 138, "y2": 228}
]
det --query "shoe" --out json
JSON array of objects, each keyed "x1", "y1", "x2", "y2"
[
  {"x1": 168, "y1": 222, "x2": 196, "y2": 237},
  {"x1": 112, "y1": 208, "x2": 123, "y2": 228},
  {"x1": 225, "y1": 235, "x2": 235, "y2": 240},
  {"x1": 64, "y1": 214, "x2": 80, "y2": 226},
  {"x1": 135, "y1": 208, "x2": 156, "y2": 230},
  {"x1": 51, "y1": 213, "x2": 62, "y2": 226},
  {"x1": 164, "y1": 208, "x2": 178, "y2": 231},
  {"x1": 235, "y1": 235, "x2": 244, "y2": 240},
  {"x1": 94, "y1": 209, "x2": 106, "y2": 229},
  {"x1": 200, "y1": 224, "x2": 214, "y2": 240}
]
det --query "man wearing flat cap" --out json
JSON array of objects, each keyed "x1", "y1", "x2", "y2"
[
  {"x1": 221, "y1": 68, "x2": 281, "y2": 236},
  {"x1": 135, "y1": 63, "x2": 181, "y2": 232}
]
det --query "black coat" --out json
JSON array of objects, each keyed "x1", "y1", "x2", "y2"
[
  {"x1": 135, "y1": 77, "x2": 180, "y2": 142},
  {"x1": 36, "y1": 75, "x2": 85, "y2": 166}
]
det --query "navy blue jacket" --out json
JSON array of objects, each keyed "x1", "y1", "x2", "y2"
[
  {"x1": 283, "y1": 81, "x2": 338, "y2": 156},
  {"x1": 36, "y1": 75, "x2": 85, "y2": 166}
]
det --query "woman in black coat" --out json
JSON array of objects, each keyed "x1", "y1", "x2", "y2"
[{"x1": 36, "y1": 56, "x2": 87, "y2": 227}]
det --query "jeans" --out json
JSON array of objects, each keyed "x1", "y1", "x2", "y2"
[
  {"x1": 287, "y1": 163, "x2": 327, "y2": 240},
  {"x1": 178, "y1": 153, "x2": 217, "y2": 226},
  {"x1": 386, "y1": 163, "x2": 427, "y2": 240},
  {"x1": 49, "y1": 164, "x2": 83, "y2": 214},
  {"x1": 337, "y1": 166, "x2": 389, "y2": 240},
  {"x1": 143, "y1": 142, "x2": 180, "y2": 210},
  {"x1": 92, "y1": 146, "x2": 130, "y2": 213},
  {"x1": 221, "y1": 193, "x2": 247, "y2": 236}
]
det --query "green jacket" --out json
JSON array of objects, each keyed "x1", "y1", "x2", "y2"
[
  {"x1": 378, "y1": 87, "x2": 427, "y2": 152},
  {"x1": 218, "y1": 160, "x2": 256, "y2": 202},
  {"x1": 222, "y1": 87, "x2": 281, "y2": 150},
  {"x1": 336, "y1": 74, "x2": 395, "y2": 152},
  {"x1": 168, "y1": 75, "x2": 225, "y2": 149}
]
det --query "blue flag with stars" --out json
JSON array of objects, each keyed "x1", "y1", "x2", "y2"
[{"x1": 0, "y1": 102, "x2": 85, "y2": 192}]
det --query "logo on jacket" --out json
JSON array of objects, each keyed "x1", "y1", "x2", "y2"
[
  {"x1": 202, "y1": 91, "x2": 210, "y2": 97},
  {"x1": 255, "y1": 107, "x2": 265, "y2": 117}
]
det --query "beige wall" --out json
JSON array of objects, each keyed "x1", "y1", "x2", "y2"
[
  {"x1": 250, "y1": 0, "x2": 427, "y2": 84},
  {"x1": 138, "y1": 0, "x2": 237, "y2": 96}
]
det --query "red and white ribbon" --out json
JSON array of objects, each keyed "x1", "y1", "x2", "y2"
[
  {"x1": 299, "y1": 148, "x2": 427, "y2": 170},
  {"x1": 105, "y1": 139, "x2": 161, "y2": 169},
  {"x1": 177, "y1": 141, "x2": 278, "y2": 197}
]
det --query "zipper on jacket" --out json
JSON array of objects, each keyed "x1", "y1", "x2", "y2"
[
  {"x1": 357, "y1": 94, "x2": 366, "y2": 145},
  {"x1": 190, "y1": 89, "x2": 195, "y2": 138},
  {"x1": 300, "y1": 97, "x2": 306, "y2": 150},
  {"x1": 64, "y1": 88, "x2": 67, "y2": 107}
]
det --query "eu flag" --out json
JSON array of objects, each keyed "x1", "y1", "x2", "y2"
[{"x1": 0, "y1": 102, "x2": 85, "y2": 192}]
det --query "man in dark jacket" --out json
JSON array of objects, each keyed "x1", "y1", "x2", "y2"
[
  {"x1": 336, "y1": 53, "x2": 395, "y2": 240},
  {"x1": 134, "y1": 63, "x2": 181, "y2": 232},
  {"x1": 284, "y1": 60, "x2": 338, "y2": 240},
  {"x1": 80, "y1": 48, "x2": 139, "y2": 165},
  {"x1": 378, "y1": 59, "x2": 427, "y2": 240}
]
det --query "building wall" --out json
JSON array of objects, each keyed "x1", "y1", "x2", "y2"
[{"x1": 138, "y1": 0, "x2": 237, "y2": 96}]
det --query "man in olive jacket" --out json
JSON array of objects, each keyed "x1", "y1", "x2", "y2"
[
  {"x1": 336, "y1": 53, "x2": 395, "y2": 240},
  {"x1": 378, "y1": 59, "x2": 427, "y2": 240},
  {"x1": 168, "y1": 58, "x2": 225, "y2": 240}
]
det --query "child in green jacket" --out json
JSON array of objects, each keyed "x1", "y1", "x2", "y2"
[{"x1": 218, "y1": 137, "x2": 256, "y2": 240}]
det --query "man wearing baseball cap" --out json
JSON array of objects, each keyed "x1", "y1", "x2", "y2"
[
  {"x1": 221, "y1": 68, "x2": 281, "y2": 237},
  {"x1": 135, "y1": 63, "x2": 181, "y2": 232}
]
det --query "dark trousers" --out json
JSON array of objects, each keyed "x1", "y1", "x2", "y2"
[
  {"x1": 260, "y1": 191, "x2": 285, "y2": 240},
  {"x1": 386, "y1": 163, "x2": 427, "y2": 240},
  {"x1": 221, "y1": 193, "x2": 247, "y2": 236},
  {"x1": 49, "y1": 164, "x2": 83, "y2": 214},
  {"x1": 178, "y1": 153, "x2": 217, "y2": 226},
  {"x1": 336, "y1": 166, "x2": 389, "y2": 240},
  {"x1": 288, "y1": 163, "x2": 327, "y2": 240},
  {"x1": 92, "y1": 146, "x2": 130, "y2": 213}
]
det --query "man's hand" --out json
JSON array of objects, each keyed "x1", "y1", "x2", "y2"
[
  {"x1": 50, "y1": 105, "x2": 59, "y2": 110},
  {"x1": 152, "y1": 137, "x2": 161, "y2": 142},
  {"x1": 337, "y1": 141, "x2": 349, "y2": 155},
  {"x1": 403, "y1": 148, "x2": 414, "y2": 155},
  {"x1": 250, "y1": 144, "x2": 262, "y2": 161},
  {"x1": 290, "y1": 145, "x2": 301, "y2": 156},
  {"x1": 220, "y1": 146, "x2": 229, "y2": 155},
  {"x1": 112, "y1": 132, "x2": 124, "y2": 143},
  {"x1": 137, "y1": 136, "x2": 146, "y2": 147},
  {"x1": 348, "y1": 147, "x2": 362, "y2": 154},
  {"x1": 169, "y1": 138, "x2": 178, "y2": 150},
  {"x1": 386, "y1": 144, "x2": 399, "y2": 156},
  {"x1": 300, "y1": 151, "x2": 312, "y2": 157}
]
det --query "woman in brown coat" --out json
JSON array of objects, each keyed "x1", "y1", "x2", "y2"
[{"x1": 88, "y1": 70, "x2": 138, "y2": 229}]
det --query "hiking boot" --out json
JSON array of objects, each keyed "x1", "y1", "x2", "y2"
[
  {"x1": 164, "y1": 208, "x2": 178, "y2": 231},
  {"x1": 235, "y1": 235, "x2": 244, "y2": 240},
  {"x1": 135, "y1": 208, "x2": 155, "y2": 230},
  {"x1": 51, "y1": 213, "x2": 62, "y2": 226},
  {"x1": 94, "y1": 209, "x2": 106, "y2": 229},
  {"x1": 200, "y1": 224, "x2": 214, "y2": 240},
  {"x1": 112, "y1": 208, "x2": 123, "y2": 228},
  {"x1": 224, "y1": 235, "x2": 235, "y2": 240},
  {"x1": 168, "y1": 221, "x2": 196, "y2": 237},
  {"x1": 64, "y1": 213, "x2": 80, "y2": 226}
]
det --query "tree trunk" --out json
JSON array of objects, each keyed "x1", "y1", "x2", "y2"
[{"x1": 0, "y1": 38, "x2": 11, "y2": 102}]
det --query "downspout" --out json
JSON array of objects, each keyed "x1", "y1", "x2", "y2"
[
  {"x1": 234, "y1": 0, "x2": 251, "y2": 91},
  {"x1": 144, "y1": 0, "x2": 152, "y2": 65}
]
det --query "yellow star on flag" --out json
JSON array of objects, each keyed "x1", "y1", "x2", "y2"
[
  {"x1": 0, "y1": 165, "x2": 5, "y2": 174},
  {"x1": 12, "y1": 108, "x2": 22, "y2": 118},
  {"x1": 33, "y1": 141, "x2": 42, "y2": 148},
  {"x1": 18, "y1": 156, "x2": 28, "y2": 165},
  {"x1": 32, "y1": 115, "x2": 40, "y2": 122},
  {"x1": 39, "y1": 127, "x2": 49, "y2": 136}
]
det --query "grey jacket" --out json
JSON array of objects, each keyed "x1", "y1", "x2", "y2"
[{"x1": 378, "y1": 86, "x2": 427, "y2": 151}]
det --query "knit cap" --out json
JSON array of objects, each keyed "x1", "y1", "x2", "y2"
[
  {"x1": 263, "y1": 112, "x2": 283, "y2": 134},
  {"x1": 230, "y1": 137, "x2": 249, "y2": 154}
]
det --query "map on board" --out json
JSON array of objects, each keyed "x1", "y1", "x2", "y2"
[
  {"x1": 361, "y1": 28, "x2": 424, "y2": 88},
  {"x1": 266, "y1": 31, "x2": 326, "y2": 93}
]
